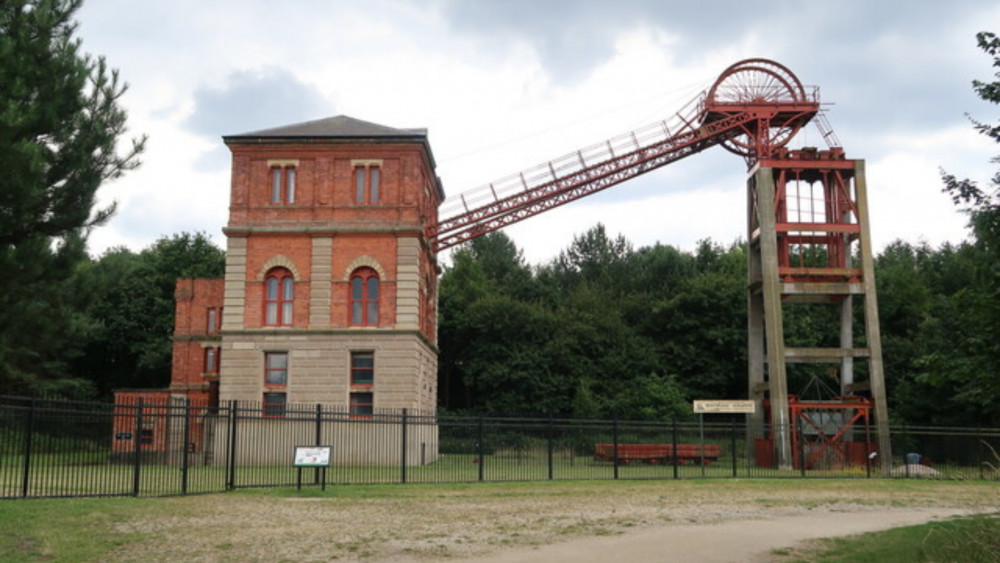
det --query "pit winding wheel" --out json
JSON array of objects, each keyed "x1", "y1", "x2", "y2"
[{"x1": 703, "y1": 58, "x2": 817, "y2": 159}]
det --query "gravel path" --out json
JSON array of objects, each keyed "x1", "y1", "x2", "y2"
[
  {"x1": 107, "y1": 480, "x2": 1000, "y2": 562},
  {"x1": 462, "y1": 507, "x2": 974, "y2": 563}
]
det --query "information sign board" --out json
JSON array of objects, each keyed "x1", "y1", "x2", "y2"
[
  {"x1": 293, "y1": 446, "x2": 331, "y2": 467},
  {"x1": 693, "y1": 400, "x2": 756, "y2": 414}
]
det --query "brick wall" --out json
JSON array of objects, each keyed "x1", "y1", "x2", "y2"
[
  {"x1": 218, "y1": 131, "x2": 442, "y2": 413},
  {"x1": 170, "y1": 279, "x2": 224, "y2": 397}
]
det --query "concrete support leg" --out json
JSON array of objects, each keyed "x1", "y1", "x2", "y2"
[
  {"x1": 754, "y1": 167, "x2": 792, "y2": 469},
  {"x1": 747, "y1": 288, "x2": 766, "y2": 464},
  {"x1": 854, "y1": 161, "x2": 892, "y2": 471}
]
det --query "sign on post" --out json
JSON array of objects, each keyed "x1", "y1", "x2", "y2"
[
  {"x1": 693, "y1": 400, "x2": 756, "y2": 414},
  {"x1": 293, "y1": 446, "x2": 331, "y2": 467}
]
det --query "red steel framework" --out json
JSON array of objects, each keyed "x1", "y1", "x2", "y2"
[
  {"x1": 428, "y1": 59, "x2": 829, "y2": 251},
  {"x1": 428, "y1": 59, "x2": 890, "y2": 470}
]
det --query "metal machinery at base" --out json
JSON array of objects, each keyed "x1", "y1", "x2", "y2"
[
  {"x1": 756, "y1": 395, "x2": 873, "y2": 470},
  {"x1": 428, "y1": 59, "x2": 891, "y2": 470}
]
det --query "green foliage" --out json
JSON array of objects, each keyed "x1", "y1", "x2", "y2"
[
  {"x1": 904, "y1": 30, "x2": 1000, "y2": 426},
  {"x1": 570, "y1": 378, "x2": 600, "y2": 419},
  {"x1": 0, "y1": 233, "x2": 100, "y2": 398},
  {"x1": 74, "y1": 233, "x2": 225, "y2": 397},
  {"x1": 642, "y1": 244, "x2": 747, "y2": 400},
  {"x1": 0, "y1": 0, "x2": 145, "y2": 398},
  {"x1": 439, "y1": 227, "x2": 735, "y2": 418},
  {"x1": 552, "y1": 224, "x2": 633, "y2": 290}
]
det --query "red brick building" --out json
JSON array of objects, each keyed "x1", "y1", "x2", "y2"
[{"x1": 115, "y1": 115, "x2": 444, "y2": 434}]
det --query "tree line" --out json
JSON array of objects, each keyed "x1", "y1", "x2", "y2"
[
  {"x1": 9, "y1": 221, "x2": 997, "y2": 427},
  {"x1": 2, "y1": 2, "x2": 997, "y2": 426},
  {"x1": 437, "y1": 221, "x2": 999, "y2": 427}
]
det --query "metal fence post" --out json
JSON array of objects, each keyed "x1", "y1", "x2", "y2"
[
  {"x1": 132, "y1": 399, "x2": 144, "y2": 497},
  {"x1": 314, "y1": 403, "x2": 323, "y2": 446},
  {"x1": 315, "y1": 404, "x2": 322, "y2": 486},
  {"x1": 20, "y1": 398, "x2": 35, "y2": 498},
  {"x1": 401, "y1": 409, "x2": 408, "y2": 484},
  {"x1": 903, "y1": 424, "x2": 910, "y2": 479},
  {"x1": 731, "y1": 420, "x2": 738, "y2": 478},
  {"x1": 672, "y1": 418, "x2": 679, "y2": 480},
  {"x1": 699, "y1": 413, "x2": 706, "y2": 478},
  {"x1": 977, "y1": 426, "x2": 984, "y2": 481},
  {"x1": 612, "y1": 415, "x2": 619, "y2": 480},
  {"x1": 864, "y1": 410, "x2": 872, "y2": 479},
  {"x1": 226, "y1": 400, "x2": 238, "y2": 490},
  {"x1": 797, "y1": 417, "x2": 806, "y2": 478},
  {"x1": 477, "y1": 414, "x2": 485, "y2": 483},
  {"x1": 181, "y1": 401, "x2": 191, "y2": 495},
  {"x1": 547, "y1": 416, "x2": 554, "y2": 481}
]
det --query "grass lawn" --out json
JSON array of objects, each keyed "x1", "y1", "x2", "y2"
[
  {"x1": 1, "y1": 478, "x2": 998, "y2": 562},
  {"x1": 770, "y1": 513, "x2": 1000, "y2": 562}
]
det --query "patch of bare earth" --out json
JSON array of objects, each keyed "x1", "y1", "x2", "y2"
[{"x1": 105, "y1": 481, "x2": 999, "y2": 562}]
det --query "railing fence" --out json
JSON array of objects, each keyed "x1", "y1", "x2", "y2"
[{"x1": 1, "y1": 396, "x2": 998, "y2": 499}]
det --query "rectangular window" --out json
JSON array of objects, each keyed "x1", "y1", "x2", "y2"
[
  {"x1": 271, "y1": 168, "x2": 282, "y2": 203},
  {"x1": 263, "y1": 351, "x2": 288, "y2": 417},
  {"x1": 353, "y1": 165, "x2": 380, "y2": 204},
  {"x1": 263, "y1": 392, "x2": 287, "y2": 417},
  {"x1": 206, "y1": 308, "x2": 219, "y2": 333},
  {"x1": 351, "y1": 352, "x2": 374, "y2": 386},
  {"x1": 270, "y1": 166, "x2": 296, "y2": 204},
  {"x1": 265, "y1": 352, "x2": 288, "y2": 386},
  {"x1": 355, "y1": 167, "x2": 365, "y2": 204},
  {"x1": 286, "y1": 168, "x2": 296, "y2": 203},
  {"x1": 350, "y1": 392, "x2": 373, "y2": 418},
  {"x1": 204, "y1": 347, "x2": 218, "y2": 374}
]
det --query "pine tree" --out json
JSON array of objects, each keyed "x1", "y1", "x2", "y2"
[{"x1": 0, "y1": 0, "x2": 145, "y2": 397}]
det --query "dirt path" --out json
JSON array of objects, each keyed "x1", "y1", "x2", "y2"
[
  {"x1": 461, "y1": 508, "x2": 972, "y2": 563},
  {"x1": 106, "y1": 481, "x2": 999, "y2": 562}
]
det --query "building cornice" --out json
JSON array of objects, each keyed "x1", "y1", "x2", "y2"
[
  {"x1": 221, "y1": 328, "x2": 439, "y2": 354},
  {"x1": 223, "y1": 225, "x2": 426, "y2": 237}
]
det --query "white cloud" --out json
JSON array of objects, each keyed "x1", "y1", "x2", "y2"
[
  {"x1": 72, "y1": 0, "x2": 998, "y2": 263},
  {"x1": 866, "y1": 125, "x2": 995, "y2": 249},
  {"x1": 503, "y1": 183, "x2": 746, "y2": 266}
]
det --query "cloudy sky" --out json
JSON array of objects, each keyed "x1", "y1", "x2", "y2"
[{"x1": 75, "y1": 0, "x2": 999, "y2": 265}]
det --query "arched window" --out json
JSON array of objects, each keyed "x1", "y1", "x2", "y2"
[
  {"x1": 350, "y1": 267, "x2": 379, "y2": 326},
  {"x1": 264, "y1": 268, "x2": 294, "y2": 326}
]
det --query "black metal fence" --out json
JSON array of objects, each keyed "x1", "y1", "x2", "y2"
[{"x1": 2, "y1": 395, "x2": 998, "y2": 499}]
